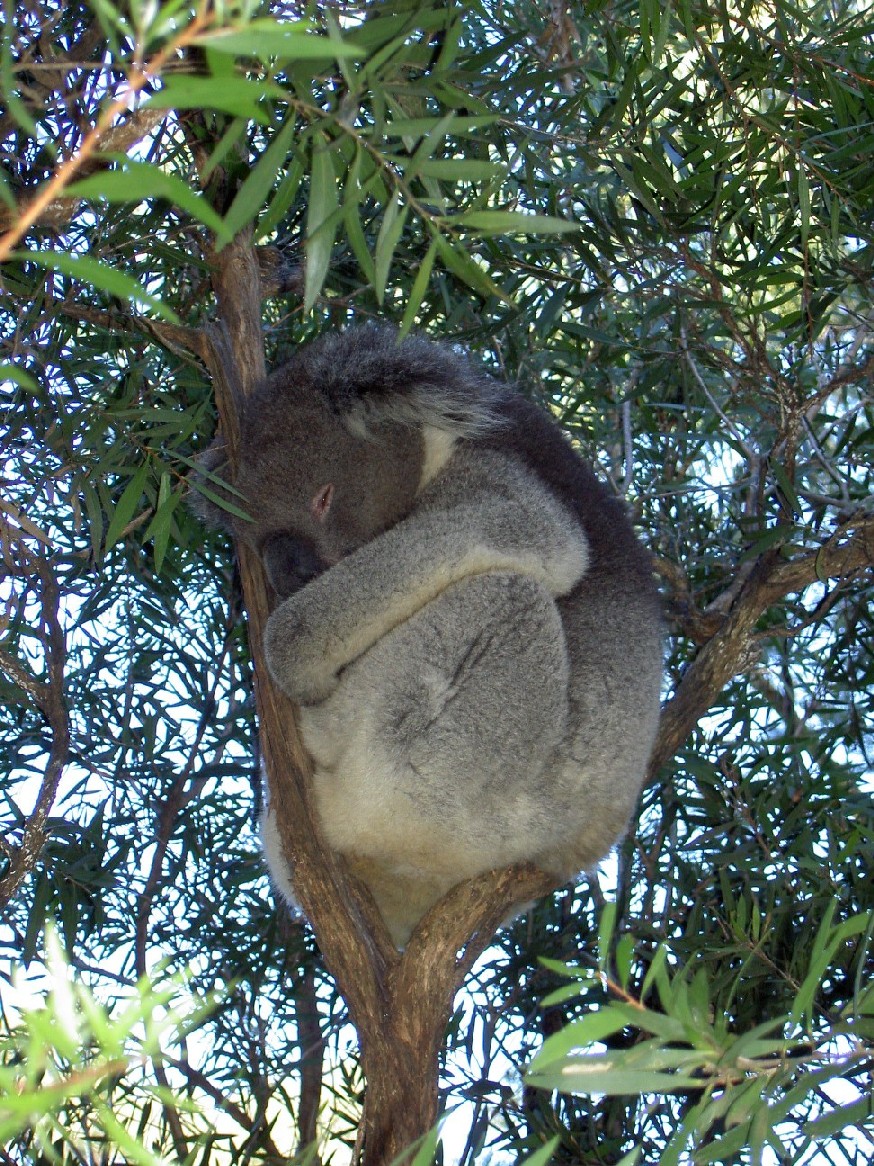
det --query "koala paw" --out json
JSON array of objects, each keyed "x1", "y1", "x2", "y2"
[{"x1": 264, "y1": 604, "x2": 339, "y2": 705}]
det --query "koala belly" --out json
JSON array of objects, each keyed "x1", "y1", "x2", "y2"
[{"x1": 294, "y1": 571, "x2": 571, "y2": 942}]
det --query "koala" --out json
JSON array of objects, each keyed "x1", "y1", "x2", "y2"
[{"x1": 194, "y1": 325, "x2": 663, "y2": 946}]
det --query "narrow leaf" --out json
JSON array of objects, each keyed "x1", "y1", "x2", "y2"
[
  {"x1": 105, "y1": 464, "x2": 150, "y2": 552},
  {"x1": 195, "y1": 21, "x2": 360, "y2": 61},
  {"x1": 454, "y1": 211, "x2": 577, "y2": 235},
  {"x1": 373, "y1": 190, "x2": 409, "y2": 305},
  {"x1": 148, "y1": 76, "x2": 284, "y2": 122},
  {"x1": 399, "y1": 238, "x2": 437, "y2": 334},
  {"x1": 304, "y1": 133, "x2": 340, "y2": 313},
  {"x1": 67, "y1": 162, "x2": 231, "y2": 243},
  {"x1": 414, "y1": 159, "x2": 503, "y2": 181},
  {"x1": 223, "y1": 119, "x2": 297, "y2": 241},
  {"x1": 528, "y1": 1057, "x2": 702, "y2": 1096},
  {"x1": 0, "y1": 362, "x2": 37, "y2": 390},
  {"x1": 15, "y1": 252, "x2": 178, "y2": 322},
  {"x1": 434, "y1": 234, "x2": 506, "y2": 299},
  {"x1": 521, "y1": 1136, "x2": 560, "y2": 1166}
]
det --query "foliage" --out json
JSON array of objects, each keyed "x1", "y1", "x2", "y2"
[
  {"x1": 1, "y1": 0, "x2": 872, "y2": 1163},
  {"x1": 1, "y1": 929, "x2": 213, "y2": 1164},
  {"x1": 526, "y1": 905, "x2": 874, "y2": 1165}
]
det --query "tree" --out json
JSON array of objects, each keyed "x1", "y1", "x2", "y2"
[{"x1": 1, "y1": 2, "x2": 872, "y2": 1163}]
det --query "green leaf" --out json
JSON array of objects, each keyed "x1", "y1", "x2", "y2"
[
  {"x1": 528, "y1": 1008, "x2": 632, "y2": 1074},
  {"x1": 148, "y1": 75, "x2": 284, "y2": 122},
  {"x1": 453, "y1": 211, "x2": 578, "y2": 235},
  {"x1": 805, "y1": 1094, "x2": 874, "y2": 1139},
  {"x1": 381, "y1": 116, "x2": 498, "y2": 139},
  {"x1": 142, "y1": 473, "x2": 178, "y2": 574},
  {"x1": 598, "y1": 900, "x2": 617, "y2": 968},
  {"x1": 414, "y1": 159, "x2": 504, "y2": 182},
  {"x1": 404, "y1": 1123, "x2": 441, "y2": 1166},
  {"x1": 187, "y1": 484, "x2": 252, "y2": 525},
  {"x1": 304, "y1": 132, "x2": 341, "y2": 313},
  {"x1": 528, "y1": 1051, "x2": 703, "y2": 1096},
  {"x1": 738, "y1": 521, "x2": 799, "y2": 562},
  {"x1": 67, "y1": 161, "x2": 231, "y2": 243},
  {"x1": 195, "y1": 20, "x2": 360, "y2": 61},
  {"x1": 104, "y1": 464, "x2": 150, "y2": 552},
  {"x1": 615, "y1": 933, "x2": 636, "y2": 989},
  {"x1": 342, "y1": 163, "x2": 377, "y2": 284},
  {"x1": 257, "y1": 153, "x2": 306, "y2": 241},
  {"x1": 222, "y1": 119, "x2": 297, "y2": 241},
  {"x1": 0, "y1": 362, "x2": 37, "y2": 390},
  {"x1": 791, "y1": 908, "x2": 870, "y2": 1027},
  {"x1": 608, "y1": 1002, "x2": 690, "y2": 1042},
  {"x1": 14, "y1": 252, "x2": 179, "y2": 322},
  {"x1": 91, "y1": 1101, "x2": 164, "y2": 1166},
  {"x1": 798, "y1": 166, "x2": 811, "y2": 247},
  {"x1": 652, "y1": 2, "x2": 673, "y2": 65},
  {"x1": 614, "y1": 1152, "x2": 642, "y2": 1166},
  {"x1": 400, "y1": 237, "x2": 437, "y2": 334},
  {"x1": 520, "y1": 1136, "x2": 560, "y2": 1166},
  {"x1": 373, "y1": 189, "x2": 409, "y2": 305},
  {"x1": 433, "y1": 234, "x2": 506, "y2": 300}
]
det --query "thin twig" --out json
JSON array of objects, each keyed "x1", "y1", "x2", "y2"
[{"x1": 0, "y1": 10, "x2": 216, "y2": 262}]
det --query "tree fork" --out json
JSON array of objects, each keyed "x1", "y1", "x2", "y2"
[{"x1": 202, "y1": 227, "x2": 558, "y2": 1164}]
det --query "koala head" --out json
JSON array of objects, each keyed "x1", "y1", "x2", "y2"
[
  {"x1": 193, "y1": 392, "x2": 424, "y2": 598},
  {"x1": 191, "y1": 325, "x2": 506, "y2": 597}
]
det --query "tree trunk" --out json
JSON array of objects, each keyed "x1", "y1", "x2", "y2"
[{"x1": 359, "y1": 1035, "x2": 441, "y2": 1165}]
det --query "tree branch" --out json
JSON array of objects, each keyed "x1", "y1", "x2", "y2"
[
  {"x1": 649, "y1": 512, "x2": 874, "y2": 776},
  {"x1": 0, "y1": 548, "x2": 70, "y2": 908}
]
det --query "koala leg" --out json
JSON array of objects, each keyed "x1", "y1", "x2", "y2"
[{"x1": 309, "y1": 571, "x2": 571, "y2": 892}]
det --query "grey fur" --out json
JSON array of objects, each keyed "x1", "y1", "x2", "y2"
[{"x1": 194, "y1": 324, "x2": 663, "y2": 946}]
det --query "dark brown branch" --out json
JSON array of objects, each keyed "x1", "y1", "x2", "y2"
[
  {"x1": 762, "y1": 514, "x2": 874, "y2": 601},
  {"x1": 0, "y1": 549, "x2": 70, "y2": 909},
  {"x1": 208, "y1": 231, "x2": 267, "y2": 399},
  {"x1": 649, "y1": 513, "x2": 874, "y2": 777},
  {"x1": 293, "y1": 952, "x2": 325, "y2": 1159},
  {"x1": 54, "y1": 303, "x2": 208, "y2": 365}
]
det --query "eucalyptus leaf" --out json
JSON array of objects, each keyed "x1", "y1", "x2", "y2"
[
  {"x1": 195, "y1": 20, "x2": 360, "y2": 61},
  {"x1": 304, "y1": 132, "x2": 341, "y2": 313},
  {"x1": 14, "y1": 252, "x2": 179, "y2": 322},
  {"x1": 454, "y1": 211, "x2": 578, "y2": 234},
  {"x1": 67, "y1": 162, "x2": 231, "y2": 243}
]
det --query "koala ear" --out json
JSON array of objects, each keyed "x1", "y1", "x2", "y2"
[
  {"x1": 187, "y1": 440, "x2": 239, "y2": 530},
  {"x1": 310, "y1": 483, "x2": 334, "y2": 522}
]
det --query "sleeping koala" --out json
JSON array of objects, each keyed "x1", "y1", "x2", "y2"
[{"x1": 194, "y1": 325, "x2": 663, "y2": 946}]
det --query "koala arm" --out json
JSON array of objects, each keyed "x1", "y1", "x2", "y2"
[{"x1": 264, "y1": 453, "x2": 589, "y2": 704}]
